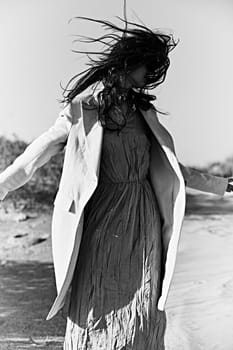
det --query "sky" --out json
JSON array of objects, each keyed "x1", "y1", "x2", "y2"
[{"x1": 0, "y1": 0, "x2": 233, "y2": 166}]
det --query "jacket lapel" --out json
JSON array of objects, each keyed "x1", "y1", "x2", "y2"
[
  {"x1": 140, "y1": 107, "x2": 186, "y2": 310},
  {"x1": 140, "y1": 107, "x2": 175, "y2": 152},
  {"x1": 47, "y1": 100, "x2": 102, "y2": 320},
  {"x1": 81, "y1": 100, "x2": 104, "y2": 179}
]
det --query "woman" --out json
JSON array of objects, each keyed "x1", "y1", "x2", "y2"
[{"x1": 0, "y1": 17, "x2": 232, "y2": 350}]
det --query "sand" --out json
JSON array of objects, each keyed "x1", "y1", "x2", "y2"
[
  {"x1": 1, "y1": 192, "x2": 233, "y2": 349},
  {"x1": 165, "y1": 213, "x2": 233, "y2": 350}
]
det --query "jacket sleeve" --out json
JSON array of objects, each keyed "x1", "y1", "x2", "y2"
[
  {"x1": 179, "y1": 163, "x2": 228, "y2": 196},
  {"x1": 0, "y1": 108, "x2": 72, "y2": 200}
]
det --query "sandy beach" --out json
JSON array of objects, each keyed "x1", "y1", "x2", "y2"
[
  {"x1": 165, "y1": 212, "x2": 233, "y2": 350},
  {"x1": 1, "y1": 191, "x2": 233, "y2": 349}
]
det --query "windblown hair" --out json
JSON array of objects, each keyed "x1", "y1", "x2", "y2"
[{"x1": 62, "y1": 16, "x2": 178, "y2": 126}]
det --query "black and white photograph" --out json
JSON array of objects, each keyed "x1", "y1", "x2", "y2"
[{"x1": 0, "y1": 0, "x2": 233, "y2": 349}]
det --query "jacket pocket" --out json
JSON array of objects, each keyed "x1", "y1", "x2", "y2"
[{"x1": 53, "y1": 193, "x2": 75, "y2": 213}]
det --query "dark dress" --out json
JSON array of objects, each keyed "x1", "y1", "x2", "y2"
[{"x1": 64, "y1": 108, "x2": 167, "y2": 350}]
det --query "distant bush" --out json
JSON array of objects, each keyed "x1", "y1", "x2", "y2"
[
  {"x1": 0, "y1": 136, "x2": 232, "y2": 212},
  {"x1": 203, "y1": 158, "x2": 233, "y2": 177},
  {"x1": 0, "y1": 136, "x2": 64, "y2": 211}
]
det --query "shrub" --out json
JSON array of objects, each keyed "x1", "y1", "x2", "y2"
[{"x1": 0, "y1": 136, "x2": 64, "y2": 211}]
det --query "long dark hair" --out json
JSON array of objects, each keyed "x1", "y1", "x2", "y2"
[{"x1": 62, "y1": 16, "x2": 178, "y2": 127}]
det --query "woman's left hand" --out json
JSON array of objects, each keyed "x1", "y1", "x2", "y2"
[{"x1": 226, "y1": 178, "x2": 233, "y2": 192}]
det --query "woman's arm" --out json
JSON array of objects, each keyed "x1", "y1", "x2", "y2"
[
  {"x1": 148, "y1": 108, "x2": 231, "y2": 196},
  {"x1": 0, "y1": 111, "x2": 72, "y2": 200},
  {"x1": 179, "y1": 163, "x2": 229, "y2": 196}
]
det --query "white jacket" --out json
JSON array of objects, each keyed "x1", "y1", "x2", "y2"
[{"x1": 0, "y1": 94, "x2": 228, "y2": 319}]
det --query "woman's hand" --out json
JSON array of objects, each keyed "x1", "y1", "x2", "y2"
[{"x1": 226, "y1": 178, "x2": 233, "y2": 192}]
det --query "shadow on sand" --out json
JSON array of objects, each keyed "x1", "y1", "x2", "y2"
[{"x1": 0, "y1": 261, "x2": 67, "y2": 349}]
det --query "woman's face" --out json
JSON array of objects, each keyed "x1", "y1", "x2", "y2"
[{"x1": 126, "y1": 64, "x2": 149, "y2": 89}]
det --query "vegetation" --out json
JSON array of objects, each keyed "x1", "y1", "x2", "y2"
[
  {"x1": 201, "y1": 160, "x2": 233, "y2": 178},
  {"x1": 0, "y1": 136, "x2": 64, "y2": 212},
  {"x1": 0, "y1": 136, "x2": 231, "y2": 212}
]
